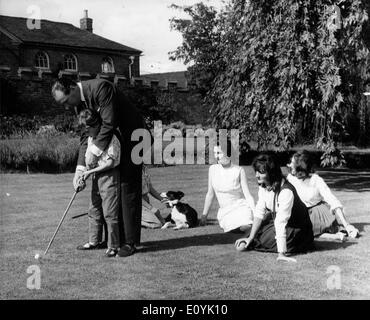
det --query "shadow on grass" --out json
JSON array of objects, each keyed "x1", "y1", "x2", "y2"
[
  {"x1": 352, "y1": 222, "x2": 370, "y2": 233},
  {"x1": 140, "y1": 231, "x2": 242, "y2": 253},
  {"x1": 313, "y1": 240, "x2": 357, "y2": 252},
  {"x1": 311, "y1": 222, "x2": 367, "y2": 252},
  {"x1": 318, "y1": 169, "x2": 370, "y2": 192},
  {"x1": 140, "y1": 228, "x2": 360, "y2": 253}
]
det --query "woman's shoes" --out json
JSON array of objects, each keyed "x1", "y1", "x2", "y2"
[
  {"x1": 345, "y1": 224, "x2": 359, "y2": 238},
  {"x1": 338, "y1": 232, "x2": 347, "y2": 242},
  {"x1": 76, "y1": 241, "x2": 107, "y2": 250},
  {"x1": 339, "y1": 225, "x2": 360, "y2": 239}
]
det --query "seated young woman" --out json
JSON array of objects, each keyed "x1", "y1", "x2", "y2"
[
  {"x1": 286, "y1": 150, "x2": 359, "y2": 241},
  {"x1": 200, "y1": 139, "x2": 255, "y2": 233},
  {"x1": 235, "y1": 153, "x2": 314, "y2": 263},
  {"x1": 141, "y1": 165, "x2": 168, "y2": 229}
]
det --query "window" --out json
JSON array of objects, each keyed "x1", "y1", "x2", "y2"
[
  {"x1": 34, "y1": 51, "x2": 49, "y2": 69},
  {"x1": 64, "y1": 54, "x2": 78, "y2": 71},
  {"x1": 101, "y1": 57, "x2": 115, "y2": 73}
]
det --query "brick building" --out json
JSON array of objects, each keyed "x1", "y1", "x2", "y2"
[
  {"x1": 0, "y1": 12, "x2": 210, "y2": 125},
  {"x1": 0, "y1": 10, "x2": 142, "y2": 115},
  {"x1": 0, "y1": 10, "x2": 141, "y2": 80}
]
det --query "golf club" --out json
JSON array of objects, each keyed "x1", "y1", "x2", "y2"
[{"x1": 43, "y1": 190, "x2": 78, "y2": 256}]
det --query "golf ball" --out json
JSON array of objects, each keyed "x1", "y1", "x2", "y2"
[
  {"x1": 35, "y1": 253, "x2": 40, "y2": 260},
  {"x1": 236, "y1": 240, "x2": 247, "y2": 252}
]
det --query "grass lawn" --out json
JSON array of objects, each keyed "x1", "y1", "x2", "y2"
[{"x1": 1, "y1": 165, "x2": 370, "y2": 299}]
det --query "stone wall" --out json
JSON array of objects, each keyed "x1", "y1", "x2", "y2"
[{"x1": 0, "y1": 69, "x2": 60, "y2": 115}]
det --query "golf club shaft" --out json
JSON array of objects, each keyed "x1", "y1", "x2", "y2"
[{"x1": 44, "y1": 191, "x2": 78, "y2": 255}]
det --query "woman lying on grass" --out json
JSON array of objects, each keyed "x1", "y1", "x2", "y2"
[
  {"x1": 235, "y1": 153, "x2": 314, "y2": 262},
  {"x1": 286, "y1": 150, "x2": 359, "y2": 241}
]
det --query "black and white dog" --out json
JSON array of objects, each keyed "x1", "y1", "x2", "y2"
[{"x1": 160, "y1": 191, "x2": 198, "y2": 230}]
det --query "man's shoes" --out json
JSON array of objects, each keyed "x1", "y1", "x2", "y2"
[
  {"x1": 77, "y1": 241, "x2": 107, "y2": 250},
  {"x1": 105, "y1": 248, "x2": 118, "y2": 258},
  {"x1": 117, "y1": 244, "x2": 137, "y2": 257}
]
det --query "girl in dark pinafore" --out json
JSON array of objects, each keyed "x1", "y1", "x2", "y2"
[{"x1": 235, "y1": 153, "x2": 314, "y2": 262}]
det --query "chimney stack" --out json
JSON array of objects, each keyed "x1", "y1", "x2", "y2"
[{"x1": 80, "y1": 10, "x2": 93, "y2": 33}]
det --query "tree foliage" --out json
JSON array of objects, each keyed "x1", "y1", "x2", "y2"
[
  {"x1": 170, "y1": 0, "x2": 370, "y2": 166},
  {"x1": 169, "y1": 3, "x2": 227, "y2": 96}
]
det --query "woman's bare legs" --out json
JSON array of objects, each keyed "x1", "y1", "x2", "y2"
[
  {"x1": 317, "y1": 232, "x2": 346, "y2": 242},
  {"x1": 240, "y1": 224, "x2": 252, "y2": 236}
]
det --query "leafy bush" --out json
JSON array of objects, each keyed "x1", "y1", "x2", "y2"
[
  {"x1": 0, "y1": 114, "x2": 78, "y2": 139},
  {"x1": 0, "y1": 133, "x2": 79, "y2": 173},
  {"x1": 317, "y1": 138, "x2": 346, "y2": 168}
]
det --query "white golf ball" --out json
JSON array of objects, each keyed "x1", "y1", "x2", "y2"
[
  {"x1": 236, "y1": 240, "x2": 247, "y2": 252},
  {"x1": 35, "y1": 253, "x2": 40, "y2": 260}
]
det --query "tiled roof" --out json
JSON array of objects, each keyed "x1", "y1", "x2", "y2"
[{"x1": 0, "y1": 15, "x2": 141, "y2": 53}]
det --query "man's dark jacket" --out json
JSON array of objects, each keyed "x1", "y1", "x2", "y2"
[{"x1": 77, "y1": 79, "x2": 144, "y2": 182}]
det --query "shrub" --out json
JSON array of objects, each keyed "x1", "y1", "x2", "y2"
[
  {"x1": 0, "y1": 133, "x2": 79, "y2": 173},
  {"x1": 0, "y1": 114, "x2": 78, "y2": 139}
]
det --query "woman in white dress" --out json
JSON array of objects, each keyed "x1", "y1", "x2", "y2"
[
  {"x1": 286, "y1": 150, "x2": 359, "y2": 240},
  {"x1": 200, "y1": 140, "x2": 255, "y2": 233}
]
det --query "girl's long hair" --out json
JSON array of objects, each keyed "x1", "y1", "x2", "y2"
[{"x1": 252, "y1": 153, "x2": 283, "y2": 192}]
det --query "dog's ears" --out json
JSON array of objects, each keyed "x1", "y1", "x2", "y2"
[{"x1": 176, "y1": 191, "x2": 184, "y2": 199}]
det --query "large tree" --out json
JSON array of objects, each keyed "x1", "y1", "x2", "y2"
[
  {"x1": 169, "y1": 3, "x2": 227, "y2": 96},
  {"x1": 170, "y1": 0, "x2": 370, "y2": 166}
]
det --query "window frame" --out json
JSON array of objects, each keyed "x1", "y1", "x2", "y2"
[
  {"x1": 34, "y1": 51, "x2": 50, "y2": 69},
  {"x1": 101, "y1": 56, "x2": 115, "y2": 73},
  {"x1": 63, "y1": 54, "x2": 78, "y2": 71}
]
